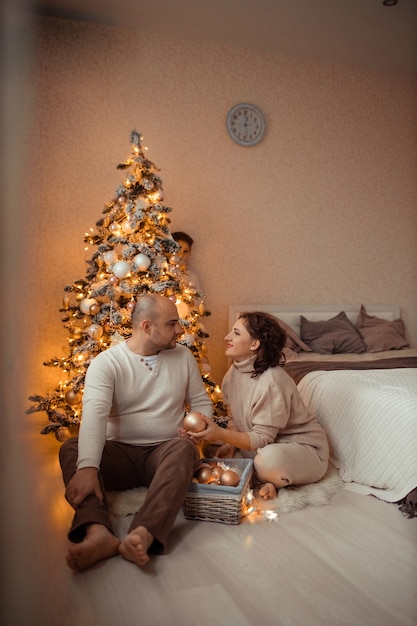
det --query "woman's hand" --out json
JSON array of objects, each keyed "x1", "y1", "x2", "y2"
[
  {"x1": 215, "y1": 443, "x2": 236, "y2": 458},
  {"x1": 187, "y1": 415, "x2": 224, "y2": 443}
]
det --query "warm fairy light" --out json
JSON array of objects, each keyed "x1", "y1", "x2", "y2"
[
  {"x1": 264, "y1": 509, "x2": 279, "y2": 521},
  {"x1": 242, "y1": 489, "x2": 279, "y2": 523}
]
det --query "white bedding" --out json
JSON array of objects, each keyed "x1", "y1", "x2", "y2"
[{"x1": 298, "y1": 367, "x2": 417, "y2": 502}]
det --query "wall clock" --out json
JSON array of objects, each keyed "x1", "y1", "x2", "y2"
[{"x1": 226, "y1": 103, "x2": 266, "y2": 146}]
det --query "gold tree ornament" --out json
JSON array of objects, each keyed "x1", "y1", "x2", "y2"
[
  {"x1": 64, "y1": 389, "x2": 82, "y2": 406},
  {"x1": 27, "y1": 129, "x2": 227, "y2": 439}
]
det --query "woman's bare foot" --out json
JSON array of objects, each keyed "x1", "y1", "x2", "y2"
[
  {"x1": 258, "y1": 482, "x2": 278, "y2": 500},
  {"x1": 66, "y1": 524, "x2": 120, "y2": 572},
  {"x1": 119, "y1": 526, "x2": 154, "y2": 567}
]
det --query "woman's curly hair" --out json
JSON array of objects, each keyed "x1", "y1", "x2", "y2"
[{"x1": 239, "y1": 311, "x2": 287, "y2": 378}]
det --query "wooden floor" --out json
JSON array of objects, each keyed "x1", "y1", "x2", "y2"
[{"x1": 2, "y1": 416, "x2": 417, "y2": 626}]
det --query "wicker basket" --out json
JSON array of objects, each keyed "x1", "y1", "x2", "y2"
[{"x1": 183, "y1": 458, "x2": 253, "y2": 524}]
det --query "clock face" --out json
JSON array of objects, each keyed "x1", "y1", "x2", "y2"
[{"x1": 226, "y1": 103, "x2": 266, "y2": 146}]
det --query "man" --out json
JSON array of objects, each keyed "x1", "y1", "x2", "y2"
[{"x1": 59, "y1": 294, "x2": 213, "y2": 571}]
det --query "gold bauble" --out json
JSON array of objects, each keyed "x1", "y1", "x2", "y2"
[
  {"x1": 183, "y1": 412, "x2": 206, "y2": 433},
  {"x1": 55, "y1": 427, "x2": 71, "y2": 442},
  {"x1": 65, "y1": 389, "x2": 82, "y2": 406},
  {"x1": 211, "y1": 465, "x2": 223, "y2": 483},
  {"x1": 219, "y1": 469, "x2": 240, "y2": 487},
  {"x1": 87, "y1": 324, "x2": 103, "y2": 340},
  {"x1": 195, "y1": 466, "x2": 213, "y2": 484}
]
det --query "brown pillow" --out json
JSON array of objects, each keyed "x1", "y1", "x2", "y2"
[
  {"x1": 276, "y1": 318, "x2": 312, "y2": 353},
  {"x1": 300, "y1": 311, "x2": 366, "y2": 354},
  {"x1": 356, "y1": 305, "x2": 409, "y2": 352}
]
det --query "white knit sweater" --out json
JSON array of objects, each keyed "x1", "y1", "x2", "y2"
[{"x1": 77, "y1": 342, "x2": 213, "y2": 470}]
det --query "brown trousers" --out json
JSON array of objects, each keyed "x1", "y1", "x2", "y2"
[{"x1": 59, "y1": 436, "x2": 200, "y2": 553}]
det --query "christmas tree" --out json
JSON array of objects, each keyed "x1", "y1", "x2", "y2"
[{"x1": 28, "y1": 130, "x2": 226, "y2": 441}]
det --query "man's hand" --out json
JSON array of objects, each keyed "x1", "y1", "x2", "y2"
[
  {"x1": 65, "y1": 467, "x2": 103, "y2": 509},
  {"x1": 177, "y1": 427, "x2": 199, "y2": 445}
]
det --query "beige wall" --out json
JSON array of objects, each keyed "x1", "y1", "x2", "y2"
[{"x1": 20, "y1": 16, "x2": 417, "y2": 393}]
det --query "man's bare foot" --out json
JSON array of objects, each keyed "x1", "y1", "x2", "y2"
[
  {"x1": 258, "y1": 482, "x2": 278, "y2": 500},
  {"x1": 119, "y1": 526, "x2": 154, "y2": 567},
  {"x1": 66, "y1": 524, "x2": 120, "y2": 572}
]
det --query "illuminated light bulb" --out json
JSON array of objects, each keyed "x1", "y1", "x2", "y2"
[{"x1": 151, "y1": 189, "x2": 164, "y2": 202}]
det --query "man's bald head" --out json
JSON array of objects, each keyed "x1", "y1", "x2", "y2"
[{"x1": 131, "y1": 294, "x2": 177, "y2": 329}]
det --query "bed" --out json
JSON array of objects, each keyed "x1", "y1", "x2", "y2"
[{"x1": 229, "y1": 304, "x2": 417, "y2": 516}]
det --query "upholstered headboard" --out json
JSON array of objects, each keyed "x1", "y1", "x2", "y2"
[{"x1": 228, "y1": 304, "x2": 401, "y2": 336}]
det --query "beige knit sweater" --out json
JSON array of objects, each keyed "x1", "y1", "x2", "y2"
[
  {"x1": 222, "y1": 357, "x2": 329, "y2": 461},
  {"x1": 77, "y1": 342, "x2": 213, "y2": 470}
]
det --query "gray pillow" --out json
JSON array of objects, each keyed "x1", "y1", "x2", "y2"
[
  {"x1": 275, "y1": 318, "x2": 312, "y2": 353},
  {"x1": 356, "y1": 305, "x2": 409, "y2": 352},
  {"x1": 300, "y1": 311, "x2": 366, "y2": 354}
]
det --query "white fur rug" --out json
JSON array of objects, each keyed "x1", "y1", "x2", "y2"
[
  {"x1": 256, "y1": 465, "x2": 344, "y2": 518},
  {"x1": 107, "y1": 465, "x2": 343, "y2": 518}
]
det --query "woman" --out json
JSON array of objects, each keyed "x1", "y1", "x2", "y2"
[{"x1": 190, "y1": 311, "x2": 329, "y2": 500}]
